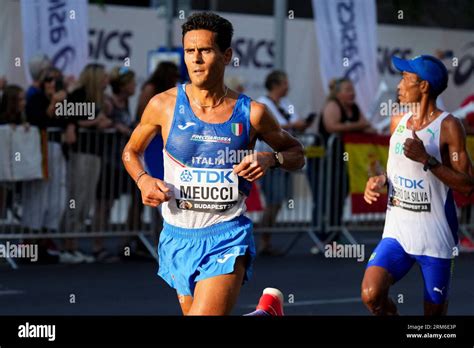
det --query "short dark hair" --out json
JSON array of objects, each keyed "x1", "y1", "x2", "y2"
[
  {"x1": 182, "y1": 12, "x2": 233, "y2": 53},
  {"x1": 265, "y1": 70, "x2": 287, "y2": 91}
]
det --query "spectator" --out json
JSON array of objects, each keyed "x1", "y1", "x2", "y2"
[
  {"x1": 319, "y1": 77, "x2": 375, "y2": 141},
  {"x1": 0, "y1": 85, "x2": 26, "y2": 223},
  {"x1": 26, "y1": 54, "x2": 52, "y2": 102},
  {"x1": 258, "y1": 71, "x2": 308, "y2": 133},
  {"x1": 0, "y1": 85, "x2": 26, "y2": 125},
  {"x1": 108, "y1": 66, "x2": 136, "y2": 137},
  {"x1": 24, "y1": 67, "x2": 76, "y2": 263},
  {"x1": 25, "y1": 67, "x2": 70, "y2": 128},
  {"x1": 0, "y1": 76, "x2": 7, "y2": 104},
  {"x1": 65, "y1": 63, "x2": 112, "y2": 263},
  {"x1": 92, "y1": 66, "x2": 137, "y2": 261},
  {"x1": 317, "y1": 77, "x2": 375, "y2": 232},
  {"x1": 256, "y1": 70, "x2": 307, "y2": 256},
  {"x1": 136, "y1": 61, "x2": 180, "y2": 117}
]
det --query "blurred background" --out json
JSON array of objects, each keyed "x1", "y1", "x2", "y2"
[{"x1": 0, "y1": 0, "x2": 473, "y2": 315}]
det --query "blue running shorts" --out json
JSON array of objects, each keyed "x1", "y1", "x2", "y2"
[
  {"x1": 367, "y1": 237, "x2": 454, "y2": 304},
  {"x1": 157, "y1": 215, "x2": 256, "y2": 296}
]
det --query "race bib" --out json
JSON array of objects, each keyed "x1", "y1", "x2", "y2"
[
  {"x1": 173, "y1": 166, "x2": 239, "y2": 212},
  {"x1": 388, "y1": 174, "x2": 431, "y2": 212}
]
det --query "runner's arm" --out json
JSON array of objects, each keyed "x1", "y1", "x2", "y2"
[
  {"x1": 404, "y1": 116, "x2": 474, "y2": 195},
  {"x1": 429, "y1": 116, "x2": 474, "y2": 195},
  {"x1": 122, "y1": 95, "x2": 161, "y2": 185},
  {"x1": 122, "y1": 94, "x2": 172, "y2": 207},
  {"x1": 233, "y1": 102, "x2": 305, "y2": 181},
  {"x1": 251, "y1": 102, "x2": 305, "y2": 171}
]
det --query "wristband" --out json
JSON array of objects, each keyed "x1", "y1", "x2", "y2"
[{"x1": 135, "y1": 170, "x2": 148, "y2": 186}]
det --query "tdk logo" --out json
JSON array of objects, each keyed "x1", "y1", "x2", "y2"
[
  {"x1": 193, "y1": 169, "x2": 234, "y2": 183},
  {"x1": 180, "y1": 170, "x2": 193, "y2": 182},
  {"x1": 393, "y1": 174, "x2": 424, "y2": 189}
]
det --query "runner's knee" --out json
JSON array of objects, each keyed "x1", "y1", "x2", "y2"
[{"x1": 361, "y1": 285, "x2": 386, "y2": 313}]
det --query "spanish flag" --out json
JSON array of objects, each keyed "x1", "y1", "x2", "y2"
[{"x1": 343, "y1": 133, "x2": 390, "y2": 214}]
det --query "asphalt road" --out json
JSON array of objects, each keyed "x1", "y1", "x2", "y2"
[{"x1": 1, "y1": 233, "x2": 473, "y2": 316}]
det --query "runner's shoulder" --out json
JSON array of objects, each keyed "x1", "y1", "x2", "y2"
[
  {"x1": 149, "y1": 86, "x2": 178, "y2": 107},
  {"x1": 141, "y1": 87, "x2": 178, "y2": 125},
  {"x1": 441, "y1": 113, "x2": 465, "y2": 136},
  {"x1": 250, "y1": 99, "x2": 266, "y2": 112},
  {"x1": 249, "y1": 100, "x2": 269, "y2": 123},
  {"x1": 389, "y1": 112, "x2": 405, "y2": 134}
]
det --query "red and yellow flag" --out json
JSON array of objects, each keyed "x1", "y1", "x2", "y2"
[{"x1": 343, "y1": 133, "x2": 390, "y2": 214}]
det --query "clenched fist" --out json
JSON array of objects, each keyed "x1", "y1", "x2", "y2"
[
  {"x1": 138, "y1": 175, "x2": 171, "y2": 207},
  {"x1": 233, "y1": 152, "x2": 275, "y2": 182},
  {"x1": 404, "y1": 130, "x2": 429, "y2": 164}
]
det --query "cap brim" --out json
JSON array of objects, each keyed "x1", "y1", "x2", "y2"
[{"x1": 392, "y1": 56, "x2": 416, "y2": 74}]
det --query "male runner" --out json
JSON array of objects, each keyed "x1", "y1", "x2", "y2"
[
  {"x1": 362, "y1": 55, "x2": 474, "y2": 316},
  {"x1": 122, "y1": 12, "x2": 304, "y2": 315}
]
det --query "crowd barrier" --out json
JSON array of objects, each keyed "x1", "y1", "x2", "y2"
[{"x1": 1, "y1": 129, "x2": 473, "y2": 268}]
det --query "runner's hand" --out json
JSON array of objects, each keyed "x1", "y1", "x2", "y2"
[
  {"x1": 404, "y1": 130, "x2": 429, "y2": 164},
  {"x1": 364, "y1": 175, "x2": 386, "y2": 204},
  {"x1": 233, "y1": 152, "x2": 274, "y2": 182},
  {"x1": 138, "y1": 175, "x2": 171, "y2": 207}
]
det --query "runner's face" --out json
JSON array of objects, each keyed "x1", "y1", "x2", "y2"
[
  {"x1": 183, "y1": 30, "x2": 231, "y2": 88},
  {"x1": 398, "y1": 72, "x2": 422, "y2": 104}
]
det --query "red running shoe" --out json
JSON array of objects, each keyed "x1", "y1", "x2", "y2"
[
  {"x1": 256, "y1": 288, "x2": 284, "y2": 316},
  {"x1": 460, "y1": 237, "x2": 474, "y2": 252}
]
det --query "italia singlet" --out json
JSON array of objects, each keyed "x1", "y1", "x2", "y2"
[
  {"x1": 161, "y1": 84, "x2": 252, "y2": 229},
  {"x1": 382, "y1": 111, "x2": 459, "y2": 259}
]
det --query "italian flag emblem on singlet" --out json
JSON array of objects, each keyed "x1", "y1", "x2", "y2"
[{"x1": 231, "y1": 123, "x2": 243, "y2": 136}]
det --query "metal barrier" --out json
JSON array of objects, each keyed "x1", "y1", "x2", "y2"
[
  {"x1": 322, "y1": 134, "x2": 386, "y2": 247},
  {"x1": 0, "y1": 129, "x2": 326, "y2": 260},
  {"x1": 0, "y1": 128, "x2": 160, "y2": 267},
  {"x1": 2, "y1": 128, "x2": 472, "y2": 267},
  {"x1": 0, "y1": 128, "x2": 157, "y2": 233},
  {"x1": 250, "y1": 133, "x2": 327, "y2": 253}
]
